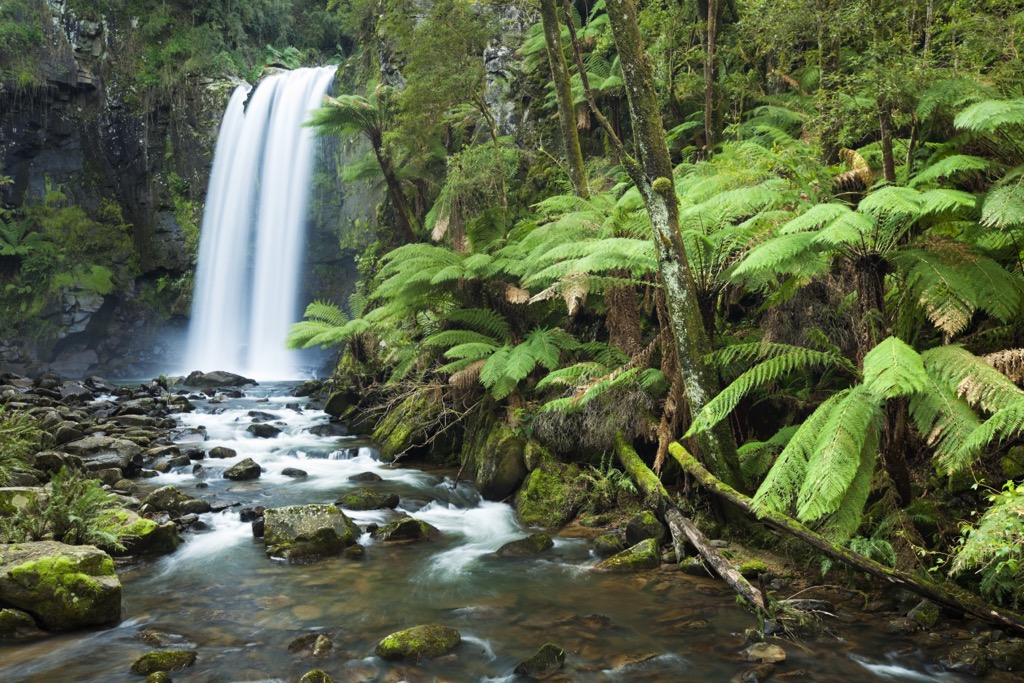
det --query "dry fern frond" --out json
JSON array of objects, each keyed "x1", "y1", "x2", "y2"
[
  {"x1": 450, "y1": 359, "x2": 486, "y2": 390},
  {"x1": 577, "y1": 105, "x2": 591, "y2": 130},
  {"x1": 834, "y1": 148, "x2": 874, "y2": 192},
  {"x1": 431, "y1": 207, "x2": 451, "y2": 242},
  {"x1": 504, "y1": 284, "x2": 530, "y2": 304},
  {"x1": 983, "y1": 349, "x2": 1024, "y2": 384}
]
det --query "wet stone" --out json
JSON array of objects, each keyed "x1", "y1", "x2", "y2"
[
  {"x1": 349, "y1": 471, "x2": 383, "y2": 483},
  {"x1": 496, "y1": 533, "x2": 554, "y2": 558},
  {"x1": 741, "y1": 642, "x2": 786, "y2": 663},
  {"x1": 223, "y1": 458, "x2": 261, "y2": 481},
  {"x1": 731, "y1": 663, "x2": 776, "y2": 683},
  {"x1": 129, "y1": 649, "x2": 197, "y2": 675},
  {"x1": 247, "y1": 423, "x2": 282, "y2": 439},
  {"x1": 208, "y1": 446, "x2": 236, "y2": 459},
  {"x1": 514, "y1": 642, "x2": 565, "y2": 679},
  {"x1": 375, "y1": 624, "x2": 461, "y2": 660},
  {"x1": 282, "y1": 468, "x2": 308, "y2": 478}
]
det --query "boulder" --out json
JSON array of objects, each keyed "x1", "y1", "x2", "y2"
[
  {"x1": 308, "y1": 422, "x2": 349, "y2": 437},
  {"x1": 625, "y1": 510, "x2": 668, "y2": 546},
  {"x1": 208, "y1": 446, "x2": 236, "y2": 459},
  {"x1": 0, "y1": 608, "x2": 46, "y2": 640},
  {"x1": 374, "y1": 624, "x2": 461, "y2": 660},
  {"x1": 348, "y1": 471, "x2": 383, "y2": 483},
  {"x1": 142, "y1": 486, "x2": 211, "y2": 515},
  {"x1": 371, "y1": 516, "x2": 440, "y2": 542},
  {"x1": 514, "y1": 458, "x2": 580, "y2": 528},
  {"x1": 262, "y1": 504, "x2": 360, "y2": 561},
  {"x1": 595, "y1": 539, "x2": 661, "y2": 573},
  {"x1": 282, "y1": 468, "x2": 308, "y2": 478},
  {"x1": 291, "y1": 379, "x2": 323, "y2": 397},
  {"x1": 514, "y1": 642, "x2": 565, "y2": 679},
  {"x1": 224, "y1": 457, "x2": 262, "y2": 481},
  {"x1": 461, "y1": 421, "x2": 527, "y2": 501},
  {"x1": 298, "y1": 670, "x2": 334, "y2": 683},
  {"x1": 335, "y1": 488, "x2": 399, "y2": 511},
  {"x1": 182, "y1": 370, "x2": 255, "y2": 387},
  {"x1": 496, "y1": 533, "x2": 554, "y2": 558},
  {"x1": 941, "y1": 643, "x2": 989, "y2": 677},
  {"x1": 61, "y1": 436, "x2": 143, "y2": 474},
  {"x1": 0, "y1": 541, "x2": 121, "y2": 631},
  {"x1": 986, "y1": 639, "x2": 1024, "y2": 671},
  {"x1": 102, "y1": 510, "x2": 180, "y2": 556},
  {"x1": 247, "y1": 423, "x2": 282, "y2": 439},
  {"x1": 0, "y1": 487, "x2": 43, "y2": 517},
  {"x1": 907, "y1": 599, "x2": 941, "y2": 629},
  {"x1": 593, "y1": 532, "x2": 626, "y2": 558},
  {"x1": 130, "y1": 649, "x2": 198, "y2": 675}
]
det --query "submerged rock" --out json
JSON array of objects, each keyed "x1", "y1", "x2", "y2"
[
  {"x1": 130, "y1": 648, "x2": 197, "y2": 675},
  {"x1": 741, "y1": 642, "x2": 786, "y2": 664},
  {"x1": 595, "y1": 538, "x2": 661, "y2": 573},
  {"x1": 375, "y1": 624, "x2": 461, "y2": 660},
  {"x1": 262, "y1": 504, "x2": 360, "y2": 561},
  {"x1": 514, "y1": 642, "x2": 565, "y2": 678},
  {"x1": 731, "y1": 663, "x2": 776, "y2": 683},
  {"x1": 0, "y1": 541, "x2": 121, "y2": 631},
  {"x1": 298, "y1": 669, "x2": 334, "y2": 683},
  {"x1": 335, "y1": 488, "x2": 399, "y2": 511},
  {"x1": 496, "y1": 533, "x2": 554, "y2": 558},
  {"x1": 223, "y1": 457, "x2": 262, "y2": 481},
  {"x1": 207, "y1": 446, "x2": 236, "y2": 459},
  {"x1": 371, "y1": 516, "x2": 441, "y2": 542},
  {"x1": 348, "y1": 471, "x2": 383, "y2": 483}
]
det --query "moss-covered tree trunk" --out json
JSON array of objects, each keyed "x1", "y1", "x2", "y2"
[
  {"x1": 603, "y1": 0, "x2": 741, "y2": 489},
  {"x1": 540, "y1": 0, "x2": 589, "y2": 198},
  {"x1": 373, "y1": 146, "x2": 419, "y2": 244},
  {"x1": 703, "y1": 0, "x2": 718, "y2": 155}
]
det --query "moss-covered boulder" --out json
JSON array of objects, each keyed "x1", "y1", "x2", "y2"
[
  {"x1": 371, "y1": 516, "x2": 441, "y2": 542},
  {"x1": 263, "y1": 504, "x2": 360, "y2": 561},
  {"x1": 907, "y1": 599, "x2": 941, "y2": 629},
  {"x1": 496, "y1": 533, "x2": 554, "y2": 558},
  {"x1": 625, "y1": 510, "x2": 668, "y2": 546},
  {"x1": 101, "y1": 510, "x2": 180, "y2": 556},
  {"x1": 182, "y1": 370, "x2": 255, "y2": 387},
  {"x1": 144, "y1": 673, "x2": 172, "y2": 683},
  {"x1": 0, "y1": 541, "x2": 121, "y2": 631},
  {"x1": 0, "y1": 486, "x2": 43, "y2": 517},
  {"x1": 130, "y1": 649, "x2": 197, "y2": 675},
  {"x1": 372, "y1": 389, "x2": 445, "y2": 462},
  {"x1": 142, "y1": 486, "x2": 211, "y2": 515},
  {"x1": 374, "y1": 624, "x2": 461, "y2": 660},
  {"x1": 941, "y1": 643, "x2": 989, "y2": 677},
  {"x1": 0, "y1": 607, "x2": 45, "y2": 640},
  {"x1": 514, "y1": 459, "x2": 580, "y2": 529},
  {"x1": 593, "y1": 532, "x2": 626, "y2": 558},
  {"x1": 462, "y1": 420, "x2": 527, "y2": 501},
  {"x1": 298, "y1": 670, "x2": 334, "y2": 683},
  {"x1": 514, "y1": 642, "x2": 566, "y2": 678},
  {"x1": 595, "y1": 538, "x2": 661, "y2": 573},
  {"x1": 335, "y1": 488, "x2": 399, "y2": 511}
]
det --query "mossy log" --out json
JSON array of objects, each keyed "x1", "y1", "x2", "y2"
[
  {"x1": 613, "y1": 433, "x2": 766, "y2": 615},
  {"x1": 668, "y1": 442, "x2": 1024, "y2": 636}
]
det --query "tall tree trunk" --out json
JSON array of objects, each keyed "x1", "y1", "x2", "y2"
[
  {"x1": 541, "y1": 0, "x2": 589, "y2": 198},
  {"x1": 879, "y1": 104, "x2": 896, "y2": 183},
  {"x1": 374, "y1": 147, "x2": 419, "y2": 244},
  {"x1": 703, "y1": 0, "x2": 718, "y2": 156},
  {"x1": 603, "y1": 0, "x2": 742, "y2": 488}
]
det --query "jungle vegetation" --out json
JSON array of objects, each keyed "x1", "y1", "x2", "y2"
[{"x1": 286, "y1": 0, "x2": 1024, "y2": 610}]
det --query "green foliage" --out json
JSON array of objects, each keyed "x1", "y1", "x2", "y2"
[
  {"x1": 0, "y1": 404, "x2": 41, "y2": 485},
  {"x1": 951, "y1": 481, "x2": 1024, "y2": 607},
  {"x1": 0, "y1": 468, "x2": 128, "y2": 550}
]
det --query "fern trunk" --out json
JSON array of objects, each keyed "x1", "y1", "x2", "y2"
[
  {"x1": 604, "y1": 0, "x2": 742, "y2": 489},
  {"x1": 879, "y1": 105, "x2": 896, "y2": 183},
  {"x1": 540, "y1": 0, "x2": 589, "y2": 199},
  {"x1": 703, "y1": 0, "x2": 718, "y2": 156},
  {"x1": 374, "y1": 147, "x2": 420, "y2": 244}
]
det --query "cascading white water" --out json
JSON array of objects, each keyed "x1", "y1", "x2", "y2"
[{"x1": 184, "y1": 66, "x2": 337, "y2": 379}]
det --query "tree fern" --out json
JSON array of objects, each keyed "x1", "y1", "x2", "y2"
[
  {"x1": 687, "y1": 343, "x2": 852, "y2": 437},
  {"x1": 796, "y1": 386, "x2": 884, "y2": 523}
]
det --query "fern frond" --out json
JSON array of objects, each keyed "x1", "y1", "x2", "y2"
[
  {"x1": 688, "y1": 345, "x2": 851, "y2": 437},
  {"x1": 753, "y1": 391, "x2": 851, "y2": 516},
  {"x1": 730, "y1": 232, "x2": 817, "y2": 281},
  {"x1": 862, "y1": 336, "x2": 929, "y2": 399},
  {"x1": 983, "y1": 349, "x2": 1024, "y2": 384},
  {"x1": 858, "y1": 186, "x2": 923, "y2": 219},
  {"x1": 923, "y1": 345, "x2": 1024, "y2": 413},
  {"x1": 981, "y1": 182, "x2": 1024, "y2": 230},
  {"x1": 909, "y1": 155, "x2": 991, "y2": 188},
  {"x1": 954, "y1": 98, "x2": 1024, "y2": 135},
  {"x1": 910, "y1": 371, "x2": 983, "y2": 476},
  {"x1": 444, "y1": 308, "x2": 512, "y2": 342},
  {"x1": 423, "y1": 329, "x2": 501, "y2": 348},
  {"x1": 796, "y1": 386, "x2": 884, "y2": 523},
  {"x1": 819, "y1": 439, "x2": 878, "y2": 542}
]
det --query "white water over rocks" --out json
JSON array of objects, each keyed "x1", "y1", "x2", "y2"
[{"x1": 185, "y1": 66, "x2": 337, "y2": 380}]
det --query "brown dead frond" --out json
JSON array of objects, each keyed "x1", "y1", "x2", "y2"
[
  {"x1": 504, "y1": 283, "x2": 530, "y2": 305},
  {"x1": 834, "y1": 148, "x2": 874, "y2": 192},
  {"x1": 449, "y1": 359, "x2": 486, "y2": 390},
  {"x1": 983, "y1": 349, "x2": 1024, "y2": 384}
]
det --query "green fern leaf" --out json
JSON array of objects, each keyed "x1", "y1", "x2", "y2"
[
  {"x1": 862, "y1": 336, "x2": 929, "y2": 399},
  {"x1": 796, "y1": 386, "x2": 884, "y2": 523},
  {"x1": 910, "y1": 371, "x2": 982, "y2": 475}
]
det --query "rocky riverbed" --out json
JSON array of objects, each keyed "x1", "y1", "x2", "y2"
[{"x1": 1, "y1": 372, "x2": 1023, "y2": 681}]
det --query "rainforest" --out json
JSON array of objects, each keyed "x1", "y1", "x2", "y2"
[{"x1": 1, "y1": 1, "x2": 1024, "y2": 681}]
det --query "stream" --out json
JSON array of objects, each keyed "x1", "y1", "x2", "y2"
[{"x1": 0, "y1": 383, "x2": 984, "y2": 682}]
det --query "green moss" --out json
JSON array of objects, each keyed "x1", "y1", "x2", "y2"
[
  {"x1": 298, "y1": 670, "x2": 334, "y2": 683},
  {"x1": 129, "y1": 649, "x2": 197, "y2": 675},
  {"x1": 737, "y1": 559, "x2": 769, "y2": 579},
  {"x1": 514, "y1": 461, "x2": 580, "y2": 528},
  {"x1": 595, "y1": 538, "x2": 661, "y2": 573},
  {"x1": 374, "y1": 624, "x2": 461, "y2": 660},
  {"x1": 6, "y1": 551, "x2": 120, "y2": 629}
]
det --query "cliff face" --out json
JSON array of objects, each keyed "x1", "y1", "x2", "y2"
[{"x1": 0, "y1": 1, "x2": 359, "y2": 379}]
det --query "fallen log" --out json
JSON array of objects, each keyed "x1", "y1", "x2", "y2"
[
  {"x1": 668, "y1": 442, "x2": 1024, "y2": 636},
  {"x1": 614, "y1": 433, "x2": 767, "y2": 615}
]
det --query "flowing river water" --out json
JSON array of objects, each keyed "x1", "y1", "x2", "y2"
[{"x1": 0, "y1": 383, "x2": 988, "y2": 682}]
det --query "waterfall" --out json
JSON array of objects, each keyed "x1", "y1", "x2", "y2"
[{"x1": 184, "y1": 66, "x2": 337, "y2": 379}]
